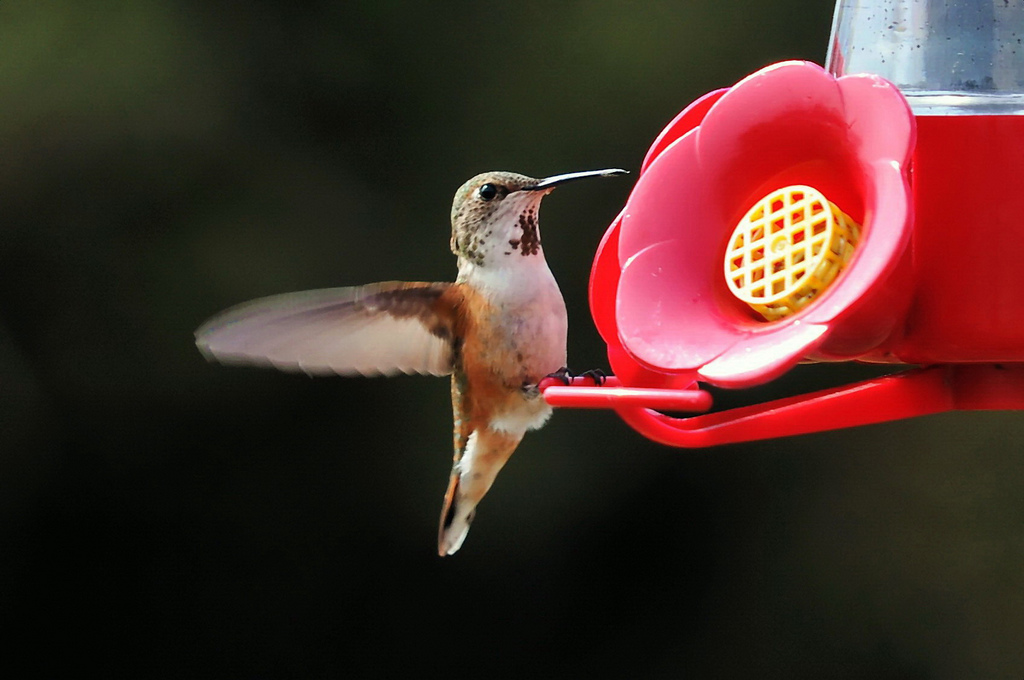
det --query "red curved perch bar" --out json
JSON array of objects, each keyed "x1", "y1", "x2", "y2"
[{"x1": 541, "y1": 366, "x2": 1024, "y2": 448}]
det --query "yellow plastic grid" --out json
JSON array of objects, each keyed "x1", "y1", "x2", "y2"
[{"x1": 724, "y1": 185, "x2": 860, "y2": 321}]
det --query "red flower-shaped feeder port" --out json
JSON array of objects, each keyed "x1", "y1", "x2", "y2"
[{"x1": 611, "y1": 60, "x2": 916, "y2": 388}]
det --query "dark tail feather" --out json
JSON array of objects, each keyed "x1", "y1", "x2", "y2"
[{"x1": 438, "y1": 472, "x2": 475, "y2": 556}]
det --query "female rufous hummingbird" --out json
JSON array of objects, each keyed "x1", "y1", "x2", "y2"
[{"x1": 195, "y1": 168, "x2": 627, "y2": 555}]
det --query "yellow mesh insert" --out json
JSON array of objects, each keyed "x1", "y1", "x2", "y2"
[{"x1": 725, "y1": 185, "x2": 860, "y2": 321}]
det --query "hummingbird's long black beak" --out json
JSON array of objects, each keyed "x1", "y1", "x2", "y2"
[{"x1": 524, "y1": 168, "x2": 629, "y2": 191}]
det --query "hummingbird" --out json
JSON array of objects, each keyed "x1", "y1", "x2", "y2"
[{"x1": 195, "y1": 167, "x2": 627, "y2": 555}]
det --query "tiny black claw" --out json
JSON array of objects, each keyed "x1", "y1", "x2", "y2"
[
  {"x1": 544, "y1": 367, "x2": 573, "y2": 386},
  {"x1": 579, "y1": 368, "x2": 607, "y2": 386}
]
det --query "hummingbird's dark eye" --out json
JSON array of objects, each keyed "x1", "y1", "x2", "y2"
[{"x1": 477, "y1": 183, "x2": 499, "y2": 201}]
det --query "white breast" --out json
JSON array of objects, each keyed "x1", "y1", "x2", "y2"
[
  {"x1": 461, "y1": 257, "x2": 568, "y2": 436},
  {"x1": 462, "y1": 257, "x2": 568, "y2": 371}
]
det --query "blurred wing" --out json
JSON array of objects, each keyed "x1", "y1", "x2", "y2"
[{"x1": 195, "y1": 282, "x2": 458, "y2": 377}]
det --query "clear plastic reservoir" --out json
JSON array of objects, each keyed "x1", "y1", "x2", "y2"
[{"x1": 828, "y1": 0, "x2": 1024, "y2": 114}]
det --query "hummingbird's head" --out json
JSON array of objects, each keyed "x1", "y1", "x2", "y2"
[{"x1": 449, "y1": 168, "x2": 628, "y2": 267}]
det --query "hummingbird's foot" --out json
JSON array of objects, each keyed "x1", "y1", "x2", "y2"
[
  {"x1": 543, "y1": 367, "x2": 573, "y2": 386},
  {"x1": 541, "y1": 367, "x2": 606, "y2": 387}
]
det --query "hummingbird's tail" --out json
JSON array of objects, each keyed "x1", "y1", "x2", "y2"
[{"x1": 437, "y1": 426, "x2": 522, "y2": 556}]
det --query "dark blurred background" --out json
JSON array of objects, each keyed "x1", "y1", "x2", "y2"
[{"x1": 2, "y1": 1, "x2": 1023, "y2": 677}]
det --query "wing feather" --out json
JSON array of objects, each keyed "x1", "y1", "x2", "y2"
[{"x1": 195, "y1": 282, "x2": 457, "y2": 377}]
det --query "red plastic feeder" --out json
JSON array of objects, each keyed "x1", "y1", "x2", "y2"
[{"x1": 542, "y1": 2, "x2": 1024, "y2": 447}]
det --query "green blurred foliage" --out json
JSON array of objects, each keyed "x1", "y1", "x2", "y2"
[{"x1": 1, "y1": 1, "x2": 1023, "y2": 678}]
